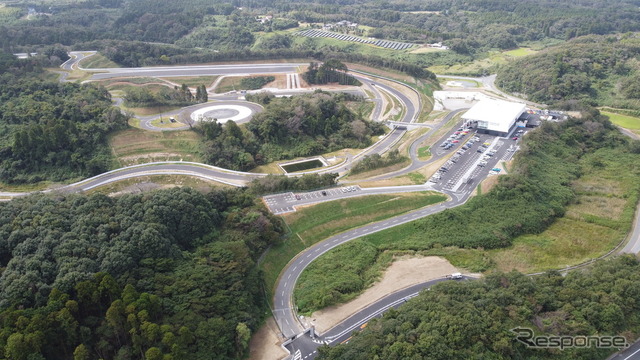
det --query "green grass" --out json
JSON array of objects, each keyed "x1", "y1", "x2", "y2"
[
  {"x1": 406, "y1": 172, "x2": 427, "y2": 184},
  {"x1": 417, "y1": 145, "x2": 431, "y2": 160},
  {"x1": 261, "y1": 192, "x2": 446, "y2": 295},
  {"x1": 602, "y1": 111, "x2": 640, "y2": 129},
  {"x1": 503, "y1": 47, "x2": 537, "y2": 57},
  {"x1": 108, "y1": 128, "x2": 202, "y2": 166},
  {"x1": 80, "y1": 53, "x2": 120, "y2": 69},
  {"x1": 428, "y1": 48, "x2": 538, "y2": 76},
  {"x1": 285, "y1": 192, "x2": 446, "y2": 246}
]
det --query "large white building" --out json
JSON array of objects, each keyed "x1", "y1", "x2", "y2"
[{"x1": 462, "y1": 99, "x2": 526, "y2": 137}]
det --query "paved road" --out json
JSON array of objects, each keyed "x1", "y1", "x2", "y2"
[
  {"x1": 272, "y1": 188, "x2": 465, "y2": 339},
  {"x1": 264, "y1": 184, "x2": 433, "y2": 214},
  {"x1": 60, "y1": 51, "x2": 97, "y2": 71},
  {"x1": 136, "y1": 100, "x2": 264, "y2": 131},
  {"x1": 610, "y1": 339, "x2": 640, "y2": 360},
  {"x1": 89, "y1": 63, "x2": 306, "y2": 80},
  {"x1": 285, "y1": 276, "x2": 475, "y2": 359},
  {"x1": 620, "y1": 201, "x2": 640, "y2": 254}
]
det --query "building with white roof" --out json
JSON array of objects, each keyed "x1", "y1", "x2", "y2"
[{"x1": 462, "y1": 99, "x2": 526, "y2": 137}]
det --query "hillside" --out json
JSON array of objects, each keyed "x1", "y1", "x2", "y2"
[{"x1": 496, "y1": 35, "x2": 640, "y2": 108}]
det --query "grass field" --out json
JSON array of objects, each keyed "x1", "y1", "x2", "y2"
[
  {"x1": 428, "y1": 47, "x2": 538, "y2": 75},
  {"x1": 417, "y1": 145, "x2": 431, "y2": 160},
  {"x1": 488, "y1": 148, "x2": 640, "y2": 273},
  {"x1": 150, "y1": 117, "x2": 187, "y2": 128},
  {"x1": 121, "y1": 105, "x2": 181, "y2": 117},
  {"x1": 261, "y1": 192, "x2": 446, "y2": 294},
  {"x1": 602, "y1": 111, "x2": 640, "y2": 129},
  {"x1": 503, "y1": 47, "x2": 537, "y2": 57},
  {"x1": 108, "y1": 128, "x2": 202, "y2": 166},
  {"x1": 86, "y1": 174, "x2": 232, "y2": 196}
]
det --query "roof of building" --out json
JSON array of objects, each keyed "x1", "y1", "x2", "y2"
[{"x1": 462, "y1": 99, "x2": 526, "y2": 133}]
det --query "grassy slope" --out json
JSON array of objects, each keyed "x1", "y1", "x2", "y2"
[
  {"x1": 490, "y1": 147, "x2": 640, "y2": 272},
  {"x1": 108, "y1": 128, "x2": 202, "y2": 167},
  {"x1": 602, "y1": 111, "x2": 640, "y2": 130}
]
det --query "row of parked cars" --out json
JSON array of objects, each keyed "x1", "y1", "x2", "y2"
[{"x1": 440, "y1": 128, "x2": 472, "y2": 150}]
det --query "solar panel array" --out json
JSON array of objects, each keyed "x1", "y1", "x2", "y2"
[{"x1": 297, "y1": 29, "x2": 415, "y2": 51}]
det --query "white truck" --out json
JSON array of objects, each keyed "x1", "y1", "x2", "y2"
[{"x1": 450, "y1": 272, "x2": 463, "y2": 280}]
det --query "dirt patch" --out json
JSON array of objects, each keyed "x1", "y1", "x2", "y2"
[
  {"x1": 265, "y1": 74, "x2": 288, "y2": 89},
  {"x1": 248, "y1": 317, "x2": 288, "y2": 360},
  {"x1": 309, "y1": 256, "x2": 459, "y2": 334}
]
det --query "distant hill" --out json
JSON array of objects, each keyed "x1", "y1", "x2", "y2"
[{"x1": 496, "y1": 34, "x2": 640, "y2": 109}]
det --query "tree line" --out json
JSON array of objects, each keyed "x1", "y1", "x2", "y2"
[
  {"x1": 0, "y1": 51, "x2": 128, "y2": 184},
  {"x1": 0, "y1": 187, "x2": 285, "y2": 359}
]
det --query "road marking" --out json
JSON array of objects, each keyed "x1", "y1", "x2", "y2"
[
  {"x1": 623, "y1": 346, "x2": 640, "y2": 360},
  {"x1": 288, "y1": 274, "x2": 292, "y2": 279}
]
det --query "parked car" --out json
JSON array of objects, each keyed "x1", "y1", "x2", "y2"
[
  {"x1": 295, "y1": 194, "x2": 301, "y2": 200},
  {"x1": 321, "y1": 191, "x2": 327, "y2": 196},
  {"x1": 512, "y1": 136, "x2": 519, "y2": 140}
]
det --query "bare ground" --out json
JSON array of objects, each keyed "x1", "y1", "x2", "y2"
[
  {"x1": 248, "y1": 317, "x2": 288, "y2": 360},
  {"x1": 309, "y1": 256, "x2": 459, "y2": 334}
]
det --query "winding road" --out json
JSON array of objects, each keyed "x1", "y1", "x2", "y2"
[{"x1": 9, "y1": 52, "x2": 640, "y2": 360}]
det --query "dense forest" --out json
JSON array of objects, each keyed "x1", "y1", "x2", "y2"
[
  {"x1": 0, "y1": 50, "x2": 128, "y2": 184},
  {"x1": 196, "y1": 91, "x2": 384, "y2": 170},
  {"x1": 0, "y1": 187, "x2": 284, "y2": 359},
  {"x1": 2, "y1": 0, "x2": 639, "y2": 69},
  {"x1": 496, "y1": 35, "x2": 640, "y2": 107},
  {"x1": 318, "y1": 255, "x2": 640, "y2": 360}
]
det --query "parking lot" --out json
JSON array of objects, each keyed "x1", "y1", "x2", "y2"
[
  {"x1": 263, "y1": 119, "x2": 530, "y2": 214},
  {"x1": 429, "y1": 125, "x2": 527, "y2": 194},
  {"x1": 263, "y1": 186, "x2": 362, "y2": 214}
]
